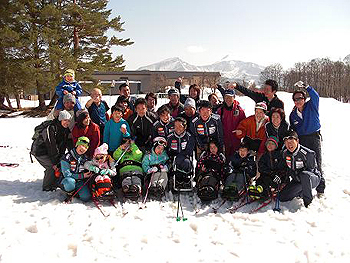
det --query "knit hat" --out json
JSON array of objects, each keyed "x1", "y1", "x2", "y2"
[
  {"x1": 94, "y1": 143, "x2": 109, "y2": 157},
  {"x1": 64, "y1": 69, "x2": 75, "y2": 78},
  {"x1": 184, "y1": 98, "x2": 196, "y2": 109},
  {"x1": 76, "y1": 136, "x2": 90, "y2": 148},
  {"x1": 168, "y1": 88, "x2": 180, "y2": 96},
  {"x1": 224, "y1": 89, "x2": 236, "y2": 97},
  {"x1": 63, "y1": 93, "x2": 75, "y2": 104},
  {"x1": 266, "y1": 136, "x2": 279, "y2": 148},
  {"x1": 255, "y1": 102, "x2": 267, "y2": 112},
  {"x1": 58, "y1": 110, "x2": 72, "y2": 121}
]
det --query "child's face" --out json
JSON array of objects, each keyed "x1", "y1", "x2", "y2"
[
  {"x1": 266, "y1": 141, "x2": 277, "y2": 152},
  {"x1": 154, "y1": 145, "x2": 164, "y2": 155},
  {"x1": 112, "y1": 110, "x2": 122, "y2": 122},
  {"x1": 209, "y1": 143, "x2": 218, "y2": 155},
  {"x1": 95, "y1": 154, "x2": 107, "y2": 164},
  {"x1": 76, "y1": 145, "x2": 88, "y2": 155},
  {"x1": 136, "y1": 103, "x2": 147, "y2": 117},
  {"x1": 65, "y1": 74, "x2": 74, "y2": 83},
  {"x1": 159, "y1": 112, "x2": 170, "y2": 123},
  {"x1": 238, "y1": 148, "x2": 248, "y2": 158},
  {"x1": 61, "y1": 119, "x2": 71, "y2": 128}
]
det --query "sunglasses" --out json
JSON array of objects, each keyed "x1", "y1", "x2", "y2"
[
  {"x1": 95, "y1": 155, "x2": 106, "y2": 160},
  {"x1": 293, "y1": 97, "x2": 305, "y2": 102}
]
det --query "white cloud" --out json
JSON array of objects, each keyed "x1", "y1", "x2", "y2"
[{"x1": 186, "y1": 45, "x2": 206, "y2": 53}]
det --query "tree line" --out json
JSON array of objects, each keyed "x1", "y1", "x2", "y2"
[
  {"x1": 0, "y1": 0, "x2": 132, "y2": 110},
  {"x1": 259, "y1": 58, "x2": 350, "y2": 102}
]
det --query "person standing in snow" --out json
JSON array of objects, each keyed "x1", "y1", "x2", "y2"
[
  {"x1": 279, "y1": 131, "x2": 321, "y2": 207},
  {"x1": 217, "y1": 89, "x2": 246, "y2": 158},
  {"x1": 289, "y1": 81, "x2": 325, "y2": 196},
  {"x1": 229, "y1": 79, "x2": 284, "y2": 117},
  {"x1": 265, "y1": 108, "x2": 289, "y2": 151},
  {"x1": 166, "y1": 88, "x2": 184, "y2": 119}
]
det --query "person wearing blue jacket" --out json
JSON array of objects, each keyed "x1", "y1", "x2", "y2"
[
  {"x1": 289, "y1": 81, "x2": 325, "y2": 195},
  {"x1": 60, "y1": 137, "x2": 92, "y2": 201},
  {"x1": 103, "y1": 105, "x2": 131, "y2": 155},
  {"x1": 55, "y1": 69, "x2": 82, "y2": 112},
  {"x1": 142, "y1": 137, "x2": 169, "y2": 197}
]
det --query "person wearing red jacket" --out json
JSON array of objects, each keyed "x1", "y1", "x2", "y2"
[
  {"x1": 234, "y1": 102, "x2": 269, "y2": 158},
  {"x1": 217, "y1": 89, "x2": 246, "y2": 158},
  {"x1": 72, "y1": 109, "x2": 100, "y2": 159}
]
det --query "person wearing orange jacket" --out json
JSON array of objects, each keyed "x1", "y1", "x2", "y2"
[{"x1": 234, "y1": 102, "x2": 269, "y2": 158}]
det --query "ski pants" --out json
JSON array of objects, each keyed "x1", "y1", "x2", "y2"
[
  {"x1": 61, "y1": 177, "x2": 91, "y2": 202},
  {"x1": 149, "y1": 171, "x2": 168, "y2": 189},
  {"x1": 225, "y1": 172, "x2": 245, "y2": 192},
  {"x1": 35, "y1": 155, "x2": 57, "y2": 191},
  {"x1": 121, "y1": 171, "x2": 142, "y2": 188},
  {"x1": 279, "y1": 171, "x2": 320, "y2": 206},
  {"x1": 173, "y1": 155, "x2": 193, "y2": 174},
  {"x1": 299, "y1": 131, "x2": 325, "y2": 193}
]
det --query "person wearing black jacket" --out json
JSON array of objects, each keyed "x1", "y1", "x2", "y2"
[
  {"x1": 190, "y1": 100, "x2": 224, "y2": 159},
  {"x1": 167, "y1": 117, "x2": 195, "y2": 175},
  {"x1": 230, "y1": 79, "x2": 284, "y2": 116},
  {"x1": 256, "y1": 136, "x2": 287, "y2": 196},
  {"x1": 280, "y1": 131, "x2": 321, "y2": 207},
  {"x1": 152, "y1": 105, "x2": 174, "y2": 140},
  {"x1": 31, "y1": 110, "x2": 71, "y2": 191},
  {"x1": 265, "y1": 108, "x2": 289, "y2": 151},
  {"x1": 127, "y1": 98, "x2": 157, "y2": 152}
]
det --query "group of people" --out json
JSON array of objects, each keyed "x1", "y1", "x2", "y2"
[{"x1": 30, "y1": 70, "x2": 325, "y2": 208}]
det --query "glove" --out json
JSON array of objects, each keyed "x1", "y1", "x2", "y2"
[
  {"x1": 160, "y1": 164, "x2": 168, "y2": 172},
  {"x1": 294, "y1": 81, "x2": 306, "y2": 88},
  {"x1": 273, "y1": 175, "x2": 281, "y2": 184},
  {"x1": 100, "y1": 169, "x2": 116, "y2": 177},
  {"x1": 88, "y1": 165, "x2": 99, "y2": 174},
  {"x1": 148, "y1": 166, "x2": 158, "y2": 174}
]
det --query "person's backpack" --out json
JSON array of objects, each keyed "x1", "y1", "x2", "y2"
[{"x1": 30, "y1": 120, "x2": 54, "y2": 160}]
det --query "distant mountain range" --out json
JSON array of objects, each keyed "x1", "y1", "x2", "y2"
[{"x1": 137, "y1": 57, "x2": 265, "y2": 82}]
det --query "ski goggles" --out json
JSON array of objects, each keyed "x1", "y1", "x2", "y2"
[
  {"x1": 95, "y1": 155, "x2": 106, "y2": 160},
  {"x1": 283, "y1": 135, "x2": 298, "y2": 141},
  {"x1": 293, "y1": 96, "x2": 305, "y2": 102}
]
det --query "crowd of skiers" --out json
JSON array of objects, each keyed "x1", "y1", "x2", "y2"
[{"x1": 30, "y1": 69, "x2": 325, "y2": 208}]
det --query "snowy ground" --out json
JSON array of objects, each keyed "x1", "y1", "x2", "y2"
[{"x1": 1, "y1": 92, "x2": 350, "y2": 263}]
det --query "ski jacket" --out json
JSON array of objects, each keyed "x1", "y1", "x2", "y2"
[
  {"x1": 258, "y1": 150, "x2": 285, "y2": 177},
  {"x1": 289, "y1": 86, "x2": 321, "y2": 136},
  {"x1": 142, "y1": 149, "x2": 169, "y2": 174},
  {"x1": 55, "y1": 79, "x2": 82, "y2": 110},
  {"x1": 88, "y1": 101, "x2": 110, "y2": 128},
  {"x1": 189, "y1": 114, "x2": 224, "y2": 151},
  {"x1": 166, "y1": 102, "x2": 184, "y2": 118},
  {"x1": 72, "y1": 122, "x2": 100, "y2": 159},
  {"x1": 178, "y1": 112, "x2": 198, "y2": 132},
  {"x1": 197, "y1": 151, "x2": 226, "y2": 175},
  {"x1": 113, "y1": 142, "x2": 143, "y2": 175},
  {"x1": 166, "y1": 131, "x2": 195, "y2": 159},
  {"x1": 60, "y1": 148, "x2": 89, "y2": 180},
  {"x1": 228, "y1": 152, "x2": 256, "y2": 179},
  {"x1": 127, "y1": 112, "x2": 157, "y2": 150},
  {"x1": 103, "y1": 118, "x2": 131, "y2": 153},
  {"x1": 282, "y1": 144, "x2": 321, "y2": 181},
  {"x1": 152, "y1": 119, "x2": 175, "y2": 140},
  {"x1": 217, "y1": 102, "x2": 246, "y2": 155},
  {"x1": 264, "y1": 121, "x2": 289, "y2": 151},
  {"x1": 236, "y1": 115, "x2": 268, "y2": 154},
  {"x1": 31, "y1": 119, "x2": 70, "y2": 164},
  {"x1": 235, "y1": 85, "x2": 284, "y2": 115}
]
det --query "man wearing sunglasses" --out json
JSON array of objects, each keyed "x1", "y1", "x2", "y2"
[
  {"x1": 279, "y1": 131, "x2": 321, "y2": 208},
  {"x1": 289, "y1": 81, "x2": 325, "y2": 197}
]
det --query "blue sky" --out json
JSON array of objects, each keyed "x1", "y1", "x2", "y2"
[{"x1": 108, "y1": 0, "x2": 350, "y2": 70}]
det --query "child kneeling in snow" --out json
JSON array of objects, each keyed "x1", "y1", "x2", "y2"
[
  {"x1": 84, "y1": 143, "x2": 117, "y2": 199},
  {"x1": 60, "y1": 136, "x2": 92, "y2": 201},
  {"x1": 142, "y1": 137, "x2": 169, "y2": 198}
]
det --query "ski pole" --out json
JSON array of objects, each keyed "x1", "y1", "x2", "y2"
[
  {"x1": 273, "y1": 183, "x2": 281, "y2": 212},
  {"x1": 143, "y1": 171, "x2": 156, "y2": 204},
  {"x1": 114, "y1": 144, "x2": 131, "y2": 168},
  {"x1": 243, "y1": 167, "x2": 249, "y2": 203},
  {"x1": 65, "y1": 174, "x2": 94, "y2": 203}
]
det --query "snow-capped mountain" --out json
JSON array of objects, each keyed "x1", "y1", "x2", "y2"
[{"x1": 138, "y1": 57, "x2": 265, "y2": 81}]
